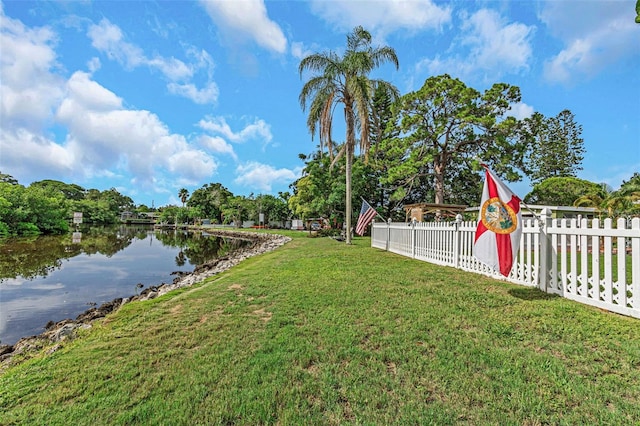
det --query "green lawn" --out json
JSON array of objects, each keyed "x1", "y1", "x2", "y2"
[
  {"x1": 1, "y1": 231, "x2": 639, "y2": 425},
  {"x1": 554, "y1": 251, "x2": 635, "y2": 284}
]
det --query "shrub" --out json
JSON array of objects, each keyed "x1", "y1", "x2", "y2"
[
  {"x1": 319, "y1": 228, "x2": 342, "y2": 237},
  {"x1": 0, "y1": 221, "x2": 9, "y2": 237},
  {"x1": 16, "y1": 222, "x2": 41, "y2": 236}
]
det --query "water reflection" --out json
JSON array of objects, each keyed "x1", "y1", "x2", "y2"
[{"x1": 0, "y1": 226, "x2": 249, "y2": 345}]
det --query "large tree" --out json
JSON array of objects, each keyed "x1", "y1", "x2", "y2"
[
  {"x1": 381, "y1": 74, "x2": 523, "y2": 208},
  {"x1": 0, "y1": 182, "x2": 69, "y2": 235},
  {"x1": 299, "y1": 26, "x2": 399, "y2": 243},
  {"x1": 369, "y1": 85, "x2": 405, "y2": 219},
  {"x1": 521, "y1": 110, "x2": 585, "y2": 184},
  {"x1": 29, "y1": 180, "x2": 86, "y2": 200},
  {"x1": 288, "y1": 152, "x2": 347, "y2": 223},
  {"x1": 187, "y1": 183, "x2": 232, "y2": 223},
  {"x1": 525, "y1": 176, "x2": 603, "y2": 206},
  {"x1": 252, "y1": 194, "x2": 289, "y2": 225},
  {"x1": 0, "y1": 172, "x2": 19, "y2": 185}
]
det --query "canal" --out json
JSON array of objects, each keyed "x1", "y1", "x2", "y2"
[{"x1": 0, "y1": 225, "x2": 249, "y2": 345}]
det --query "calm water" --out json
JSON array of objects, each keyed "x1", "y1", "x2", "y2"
[{"x1": 0, "y1": 225, "x2": 248, "y2": 345}]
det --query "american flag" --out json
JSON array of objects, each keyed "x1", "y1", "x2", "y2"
[{"x1": 355, "y1": 200, "x2": 378, "y2": 236}]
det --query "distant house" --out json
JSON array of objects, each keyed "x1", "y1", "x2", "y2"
[
  {"x1": 290, "y1": 219, "x2": 304, "y2": 230},
  {"x1": 465, "y1": 204, "x2": 598, "y2": 220},
  {"x1": 120, "y1": 211, "x2": 159, "y2": 224},
  {"x1": 404, "y1": 203, "x2": 467, "y2": 221}
]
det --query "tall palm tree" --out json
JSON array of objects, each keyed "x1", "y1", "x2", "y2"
[
  {"x1": 178, "y1": 188, "x2": 189, "y2": 207},
  {"x1": 299, "y1": 26, "x2": 399, "y2": 243}
]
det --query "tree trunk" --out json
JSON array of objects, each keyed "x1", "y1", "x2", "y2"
[
  {"x1": 434, "y1": 160, "x2": 446, "y2": 204},
  {"x1": 345, "y1": 105, "x2": 355, "y2": 244},
  {"x1": 434, "y1": 155, "x2": 446, "y2": 219}
]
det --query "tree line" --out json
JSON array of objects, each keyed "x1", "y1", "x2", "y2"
[
  {"x1": 293, "y1": 26, "x2": 639, "y2": 239},
  {"x1": 0, "y1": 175, "x2": 137, "y2": 236},
  {"x1": 160, "y1": 184, "x2": 290, "y2": 229},
  {"x1": 0, "y1": 174, "x2": 291, "y2": 237}
]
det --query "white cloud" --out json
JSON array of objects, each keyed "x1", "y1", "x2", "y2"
[
  {"x1": 0, "y1": 128, "x2": 76, "y2": 179},
  {"x1": 0, "y1": 9, "x2": 220, "y2": 197},
  {"x1": 87, "y1": 18, "x2": 218, "y2": 104},
  {"x1": 88, "y1": 19, "x2": 147, "y2": 70},
  {"x1": 234, "y1": 161, "x2": 298, "y2": 192},
  {"x1": 290, "y1": 41, "x2": 313, "y2": 61},
  {"x1": 199, "y1": 0, "x2": 287, "y2": 54},
  {"x1": 462, "y1": 9, "x2": 533, "y2": 72},
  {"x1": 508, "y1": 102, "x2": 534, "y2": 120},
  {"x1": 198, "y1": 116, "x2": 273, "y2": 146},
  {"x1": 59, "y1": 70, "x2": 123, "y2": 112},
  {"x1": 540, "y1": 2, "x2": 638, "y2": 83},
  {"x1": 0, "y1": 9, "x2": 64, "y2": 131},
  {"x1": 167, "y1": 81, "x2": 219, "y2": 105},
  {"x1": 87, "y1": 57, "x2": 101, "y2": 73},
  {"x1": 199, "y1": 135, "x2": 237, "y2": 160},
  {"x1": 167, "y1": 150, "x2": 218, "y2": 184},
  {"x1": 417, "y1": 8, "x2": 533, "y2": 82},
  {"x1": 309, "y1": 0, "x2": 451, "y2": 37},
  {"x1": 147, "y1": 56, "x2": 193, "y2": 81},
  {"x1": 51, "y1": 71, "x2": 216, "y2": 187},
  {"x1": 88, "y1": 18, "x2": 192, "y2": 79}
]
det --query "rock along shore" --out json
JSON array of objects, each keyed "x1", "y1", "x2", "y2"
[{"x1": 0, "y1": 229, "x2": 291, "y2": 369}]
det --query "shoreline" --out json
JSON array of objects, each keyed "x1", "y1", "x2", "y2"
[{"x1": 0, "y1": 229, "x2": 291, "y2": 369}]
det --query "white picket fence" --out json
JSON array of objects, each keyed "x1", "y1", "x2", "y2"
[{"x1": 371, "y1": 210, "x2": 640, "y2": 319}]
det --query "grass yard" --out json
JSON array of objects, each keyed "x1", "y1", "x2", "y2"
[
  {"x1": 555, "y1": 251, "x2": 635, "y2": 285},
  {"x1": 1, "y1": 231, "x2": 639, "y2": 425}
]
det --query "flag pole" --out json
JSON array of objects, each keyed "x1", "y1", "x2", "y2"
[{"x1": 519, "y1": 199, "x2": 542, "y2": 221}]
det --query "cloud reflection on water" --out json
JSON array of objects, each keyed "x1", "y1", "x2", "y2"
[{"x1": 0, "y1": 232, "x2": 199, "y2": 345}]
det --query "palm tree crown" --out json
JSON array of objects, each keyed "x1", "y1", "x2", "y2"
[
  {"x1": 178, "y1": 188, "x2": 189, "y2": 207},
  {"x1": 299, "y1": 26, "x2": 399, "y2": 243}
]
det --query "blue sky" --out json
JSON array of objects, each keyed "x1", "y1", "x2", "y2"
[{"x1": 1, "y1": 0, "x2": 638, "y2": 207}]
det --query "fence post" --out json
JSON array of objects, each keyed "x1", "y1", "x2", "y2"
[
  {"x1": 386, "y1": 218, "x2": 391, "y2": 252},
  {"x1": 538, "y1": 208, "x2": 552, "y2": 292},
  {"x1": 632, "y1": 217, "x2": 640, "y2": 312},
  {"x1": 453, "y1": 214, "x2": 462, "y2": 268},
  {"x1": 411, "y1": 218, "x2": 417, "y2": 259}
]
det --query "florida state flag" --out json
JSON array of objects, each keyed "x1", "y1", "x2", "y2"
[{"x1": 473, "y1": 167, "x2": 523, "y2": 276}]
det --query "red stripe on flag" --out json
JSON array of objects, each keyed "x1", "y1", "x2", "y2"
[
  {"x1": 474, "y1": 220, "x2": 487, "y2": 243},
  {"x1": 496, "y1": 233, "x2": 513, "y2": 276},
  {"x1": 507, "y1": 195, "x2": 520, "y2": 214},
  {"x1": 501, "y1": 195, "x2": 521, "y2": 276},
  {"x1": 486, "y1": 169, "x2": 499, "y2": 198}
]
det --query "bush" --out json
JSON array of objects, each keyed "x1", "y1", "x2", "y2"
[
  {"x1": 53, "y1": 219, "x2": 70, "y2": 233},
  {"x1": 0, "y1": 221, "x2": 9, "y2": 237},
  {"x1": 319, "y1": 228, "x2": 342, "y2": 238},
  {"x1": 16, "y1": 222, "x2": 41, "y2": 236}
]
